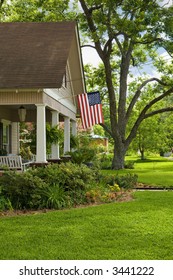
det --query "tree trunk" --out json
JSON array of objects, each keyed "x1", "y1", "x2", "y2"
[
  {"x1": 112, "y1": 143, "x2": 126, "y2": 170},
  {"x1": 140, "y1": 149, "x2": 145, "y2": 160}
]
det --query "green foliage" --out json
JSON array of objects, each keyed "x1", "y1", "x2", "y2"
[
  {"x1": 116, "y1": 174, "x2": 138, "y2": 189},
  {"x1": 69, "y1": 147, "x2": 96, "y2": 164},
  {"x1": 43, "y1": 184, "x2": 68, "y2": 210},
  {"x1": 0, "y1": 172, "x2": 47, "y2": 210},
  {"x1": 46, "y1": 124, "x2": 63, "y2": 145},
  {"x1": 29, "y1": 162, "x2": 99, "y2": 191},
  {"x1": 124, "y1": 161, "x2": 135, "y2": 169},
  {"x1": 0, "y1": 186, "x2": 13, "y2": 211},
  {"x1": 0, "y1": 161, "x2": 137, "y2": 211},
  {"x1": 46, "y1": 124, "x2": 64, "y2": 154},
  {"x1": 3, "y1": 0, "x2": 73, "y2": 22},
  {"x1": 97, "y1": 153, "x2": 112, "y2": 169},
  {"x1": 101, "y1": 173, "x2": 138, "y2": 190},
  {"x1": 20, "y1": 146, "x2": 33, "y2": 161},
  {"x1": 0, "y1": 149, "x2": 7, "y2": 156},
  {"x1": 68, "y1": 131, "x2": 98, "y2": 164},
  {"x1": 0, "y1": 162, "x2": 98, "y2": 211}
]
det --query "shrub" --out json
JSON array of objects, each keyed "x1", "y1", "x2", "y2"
[
  {"x1": 68, "y1": 189, "x2": 87, "y2": 206},
  {"x1": 98, "y1": 153, "x2": 112, "y2": 169},
  {"x1": 124, "y1": 161, "x2": 135, "y2": 169},
  {"x1": 29, "y1": 162, "x2": 99, "y2": 191},
  {"x1": 85, "y1": 189, "x2": 102, "y2": 203},
  {"x1": 116, "y1": 174, "x2": 138, "y2": 189},
  {"x1": 0, "y1": 163, "x2": 135, "y2": 211},
  {"x1": 68, "y1": 147, "x2": 96, "y2": 164},
  {"x1": 0, "y1": 192, "x2": 13, "y2": 211},
  {"x1": 0, "y1": 163, "x2": 100, "y2": 210},
  {"x1": 0, "y1": 171, "x2": 48, "y2": 210},
  {"x1": 43, "y1": 184, "x2": 68, "y2": 209},
  {"x1": 101, "y1": 173, "x2": 138, "y2": 190}
]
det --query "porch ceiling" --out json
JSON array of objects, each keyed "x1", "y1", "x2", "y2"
[{"x1": 0, "y1": 105, "x2": 65, "y2": 123}]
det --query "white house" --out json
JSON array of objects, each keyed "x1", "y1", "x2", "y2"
[{"x1": 0, "y1": 21, "x2": 85, "y2": 163}]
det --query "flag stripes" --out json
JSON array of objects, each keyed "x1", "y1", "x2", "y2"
[{"x1": 77, "y1": 91, "x2": 104, "y2": 129}]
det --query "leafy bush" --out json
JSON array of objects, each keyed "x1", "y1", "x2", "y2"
[
  {"x1": 0, "y1": 162, "x2": 135, "y2": 211},
  {"x1": 68, "y1": 147, "x2": 96, "y2": 164},
  {"x1": 0, "y1": 172, "x2": 48, "y2": 210},
  {"x1": 97, "y1": 153, "x2": 112, "y2": 169},
  {"x1": 68, "y1": 189, "x2": 87, "y2": 206},
  {"x1": 101, "y1": 173, "x2": 138, "y2": 190},
  {"x1": 43, "y1": 184, "x2": 68, "y2": 209},
  {"x1": 0, "y1": 163, "x2": 100, "y2": 210},
  {"x1": 29, "y1": 162, "x2": 99, "y2": 191},
  {"x1": 116, "y1": 174, "x2": 138, "y2": 189},
  {"x1": 0, "y1": 193, "x2": 13, "y2": 211},
  {"x1": 124, "y1": 161, "x2": 135, "y2": 169}
]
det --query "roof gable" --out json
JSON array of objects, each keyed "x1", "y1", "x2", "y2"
[{"x1": 0, "y1": 22, "x2": 76, "y2": 89}]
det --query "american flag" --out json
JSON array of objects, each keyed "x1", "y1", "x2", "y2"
[{"x1": 77, "y1": 91, "x2": 104, "y2": 129}]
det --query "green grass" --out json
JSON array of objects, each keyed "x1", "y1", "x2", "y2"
[
  {"x1": 103, "y1": 156, "x2": 173, "y2": 187},
  {"x1": 1, "y1": 191, "x2": 173, "y2": 260}
]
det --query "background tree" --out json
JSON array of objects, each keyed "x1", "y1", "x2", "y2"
[
  {"x1": 2, "y1": 0, "x2": 73, "y2": 22},
  {"x1": 129, "y1": 116, "x2": 163, "y2": 159},
  {"x1": 77, "y1": 0, "x2": 173, "y2": 169}
]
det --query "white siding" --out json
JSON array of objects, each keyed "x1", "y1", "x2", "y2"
[{"x1": 44, "y1": 64, "x2": 76, "y2": 114}]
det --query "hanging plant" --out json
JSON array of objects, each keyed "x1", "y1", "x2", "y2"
[{"x1": 46, "y1": 124, "x2": 64, "y2": 145}]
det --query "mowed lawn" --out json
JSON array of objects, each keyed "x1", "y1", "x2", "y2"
[
  {"x1": 102, "y1": 156, "x2": 173, "y2": 187},
  {"x1": 0, "y1": 191, "x2": 173, "y2": 260}
]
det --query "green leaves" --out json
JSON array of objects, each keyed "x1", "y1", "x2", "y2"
[{"x1": 2, "y1": 0, "x2": 73, "y2": 22}]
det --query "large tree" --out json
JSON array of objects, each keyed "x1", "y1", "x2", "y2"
[{"x1": 77, "y1": 0, "x2": 173, "y2": 169}]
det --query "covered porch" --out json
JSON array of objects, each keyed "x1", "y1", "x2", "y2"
[{"x1": 0, "y1": 89, "x2": 77, "y2": 164}]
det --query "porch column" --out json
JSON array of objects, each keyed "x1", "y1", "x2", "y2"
[
  {"x1": 36, "y1": 104, "x2": 47, "y2": 162},
  {"x1": 64, "y1": 116, "x2": 70, "y2": 154},
  {"x1": 51, "y1": 111, "x2": 60, "y2": 159},
  {"x1": 71, "y1": 120, "x2": 77, "y2": 137},
  {"x1": 11, "y1": 122, "x2": 20, "y2": 155}
]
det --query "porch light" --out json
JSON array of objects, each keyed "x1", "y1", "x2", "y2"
[{"x1": 18, "y1": 106, "x2": 26, "y2": 122}]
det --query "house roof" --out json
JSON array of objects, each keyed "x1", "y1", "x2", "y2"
[{"x1": 0, "y1": 21, "x2": 77, "y2": 89}]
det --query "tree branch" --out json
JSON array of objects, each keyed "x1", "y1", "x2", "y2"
[
  {"x1": 133, "y1": 37, "x2": 163, "y2": 45},
  {"x1": 103, "y1": 38, "x2": 113, "y2": 57},
  {"x1": 126, "y1": 77, "x2": 169, "y2": 122},
  {"x1": 81, "y1": 44, "x2": 96, "y2": 50},
  {"x1": 114, "y1": 35, "x2": 123, "y2": 55},
  {"x1": 125, "y1": 86, "x2": 173, "y2": 148},
  {"x1": 79, "y1": 0, "x2": 104, "y2": 60},
  {"x1": 88, "y1": 4, "x2": 103, "y2": 13},
  {"x1": 144, "y1": 107, "x2": 173, "y2": 119},
  {"x1": 100, "y1": 123, "x2": 113, "y2": 138}
]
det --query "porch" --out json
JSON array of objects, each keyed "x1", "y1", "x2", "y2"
[{"x1": 0, "y1": 90, "x2": 77, "y2": 164}]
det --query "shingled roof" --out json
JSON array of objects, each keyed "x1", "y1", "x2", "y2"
[{"x1": 0, "y1": 21, "x2": 76, "y2": 89}]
